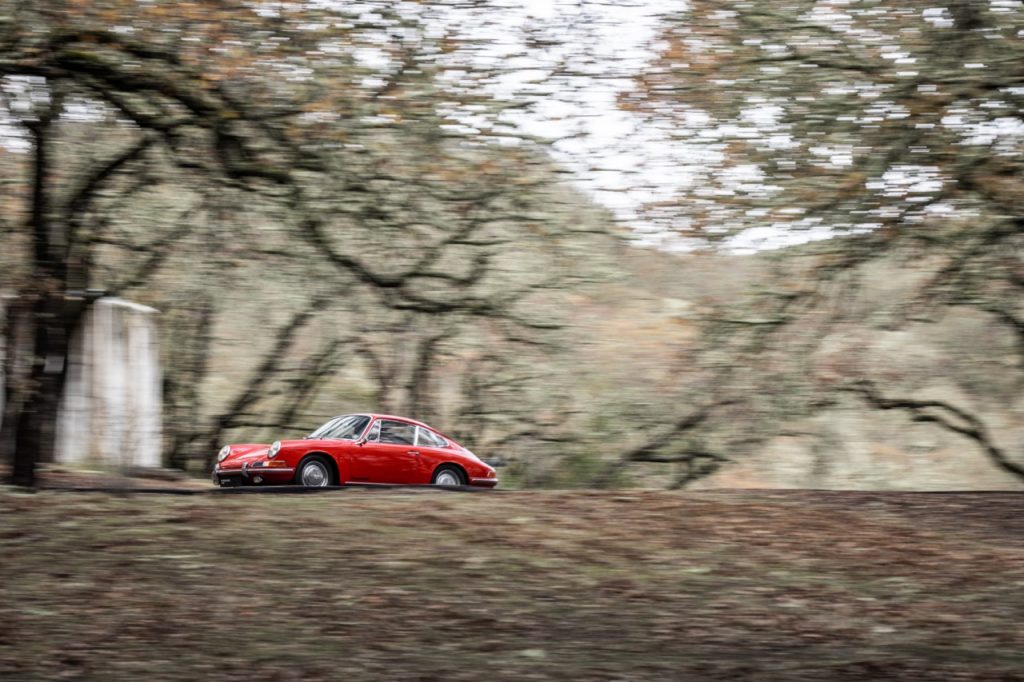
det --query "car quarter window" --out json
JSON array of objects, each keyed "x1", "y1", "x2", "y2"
[
  {"x1": 416, "y1": 427, "x2": 447, "y2": 448},
  {"x1": 364, "y1": 420, "x2": 381, "y2": 442},
  {"x1": 378, "y1": 420, "x2": 416, "y2": 445}
]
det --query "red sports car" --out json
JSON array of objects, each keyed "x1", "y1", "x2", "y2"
[{"x1": 212, "y1": 413, "x2": 498, "y2": 488}]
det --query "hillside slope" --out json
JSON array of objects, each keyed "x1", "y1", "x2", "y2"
[{"x1": 573, "y1": 246, "x2": 1024, "y2": 491}]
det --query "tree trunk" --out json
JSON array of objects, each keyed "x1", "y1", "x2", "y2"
[
  {"x1": 164, "y1": 298, "x2": 214, "y2": 471},
  {"x1": 6, "y1": 96, "x2": 76, "y2": 486},
  {"x1": 0, "y1": 299, "x2": 29, "y2": 465},
  {"x1": 9, "y1": 298, "x2": 77, "y2": 485}
]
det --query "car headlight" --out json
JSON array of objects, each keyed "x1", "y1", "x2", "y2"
[
  {"x1": 217, "y1": 445, "x2": 231, "y2": 462},
  {"x1": 268, "y1": 441, "x2": 281, "y2": 458}
]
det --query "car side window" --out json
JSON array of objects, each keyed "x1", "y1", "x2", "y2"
[
  {"x1": 416, "y1": 427, "x2": 447, "y2": 448},
  {"x1": 365, "y1": 420, "x2": 381, "y2": 443},
  {"x1": 378, "y1": 420, "x2": 416, "y2": 445}
]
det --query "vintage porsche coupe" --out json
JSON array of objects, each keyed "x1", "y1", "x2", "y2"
[{"x1": 212, "y1": 413, "x2": 498, "y2": 488}]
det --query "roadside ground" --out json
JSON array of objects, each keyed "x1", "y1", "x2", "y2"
[{"x1": 1, "y1": 486, "x2": 1022, "y2": 680}]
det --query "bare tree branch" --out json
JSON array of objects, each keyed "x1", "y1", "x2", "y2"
[{"x1": 846, "y1": 381, "x2": 1024, "y2": 482}]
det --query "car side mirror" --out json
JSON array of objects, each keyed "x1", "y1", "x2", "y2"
[{"x1": 355, "y1": 438, "x2": 367, "y2": 446}]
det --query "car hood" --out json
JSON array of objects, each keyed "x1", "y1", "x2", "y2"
[
  {"x1": 278, "y1": 439, "x2": 315, "y2": 449},
  {"x1": 221, "y1": 443, "x2": 269, "y2": 466}
]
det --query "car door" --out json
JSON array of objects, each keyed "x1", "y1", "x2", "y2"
[
  {"x1": 352, "y1": 419, "x2": 422, "y2": 484},
  {"x1": 345, "y1": 420, "x2": 379, "y2": 483}
]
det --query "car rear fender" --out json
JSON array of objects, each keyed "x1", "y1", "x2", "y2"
[{"x1": 432, "y1": 462, "x2": 468, "y2": 485}]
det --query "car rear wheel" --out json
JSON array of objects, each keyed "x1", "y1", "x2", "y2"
[
  {"x1": 296, "y1": 457, "x2": 333, "y2": 487},
  {"x1": 432, "y1": 466, "x2": 464, "y2": 487}
]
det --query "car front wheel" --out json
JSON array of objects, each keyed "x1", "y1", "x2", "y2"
[
  {"x1": 296, "y1": 457, "x2": 333, "y2": 487},
  {"x1": 432, "y1": 466, "x2": 464, "y2": 487}
]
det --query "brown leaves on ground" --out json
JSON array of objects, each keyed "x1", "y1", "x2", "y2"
[{"x1": 0, "y1": 489, "x2": 1022, "y2": 681}]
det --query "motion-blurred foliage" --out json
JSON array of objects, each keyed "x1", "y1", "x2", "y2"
[{"x1": 1, "y1": 1, "x2": 1021, "y2": 488}]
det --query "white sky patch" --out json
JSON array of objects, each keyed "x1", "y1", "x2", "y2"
[
  {"x1": 922, "y1": 7, "x2": 954, "y2": 28},
  {"x1": 524, "y1": 0, "x2": 557, "y2": 19},
  {"x1": 868, "y1": 165, "x2": 945, "y2": 198},
  {"x1": 424, "y1": 0, "x2": 704, "y2": 247},
  {"x1": 962, "y1": 116, "x2": 1024, "y2": 146},
  {"x1": 0, "y1": 117, "x2": 29, "y2": 152},
  {"x1": 726, "y1": 221, "x2": 840, "y2": 255}
]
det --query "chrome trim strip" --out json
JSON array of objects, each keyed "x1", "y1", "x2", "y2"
[{"x1": 217, "y1": 467, "x2": 294, "y2": 476}]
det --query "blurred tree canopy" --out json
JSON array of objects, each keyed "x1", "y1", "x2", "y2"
[
  {"x1": 618, "y1": 2, "x2": 1023, "y2": 371},
  {"x1": 0, "y1": 0, "x2": 350, "y2": 484},
  {"x1": 625, "y1": 1, "x2": 1022, "y2": 251},
  {"x1": 600, "y1": 0, "x2": 1024, "y2": 484},
  {"x1": 0, "y1": 0, "x2": 618, "y2": 484},
  {"x1": 1, "y1": 1, "x2": 1021, "y2": 488}
]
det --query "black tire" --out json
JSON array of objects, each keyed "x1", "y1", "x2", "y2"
[
  {"x1": 295, "y1": 456, "x2": 334, "y2": 487},
  {"x1": 431, "y1": 465, "x2": 465, "y2": 487}
]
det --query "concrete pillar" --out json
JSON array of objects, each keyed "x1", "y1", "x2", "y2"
[{"x1": 55, "y1": 298, "x2": 162, "y2": 468}]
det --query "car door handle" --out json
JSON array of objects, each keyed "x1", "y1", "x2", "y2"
[{"x1": 407, "y1": 450, "x2": 420, "y2": 456}]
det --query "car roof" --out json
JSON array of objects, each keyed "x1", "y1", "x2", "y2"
[{"x1": 338, "y1": 413, "x2": 434, "y2": 430}]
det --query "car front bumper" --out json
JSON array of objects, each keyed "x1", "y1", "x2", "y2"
[
  {"x1": 213, "y1": 462, "x2": 295, "y2": 486},
  {"x1": 469, "y1": 477, "x2": 499, "y2": 488}
]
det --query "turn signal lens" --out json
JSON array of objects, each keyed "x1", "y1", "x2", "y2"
[{"x1": 266, "y1": 460, "x2": 288, "y2": 468}]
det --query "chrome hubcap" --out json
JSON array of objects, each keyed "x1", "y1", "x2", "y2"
[
  {"x1": 301, "y1": 462, "x2": 329, "y2": 487},
  {"x1": 435, "y1": 471, "x2": 459, "y2": 486}
]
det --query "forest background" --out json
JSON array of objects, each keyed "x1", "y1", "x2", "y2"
[{"x1": 0, "y1": 0, "x2": 1021, "y2": 489}]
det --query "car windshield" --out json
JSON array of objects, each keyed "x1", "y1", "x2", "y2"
[{"x1": 307, "y1": 415, "x2": 370, "y2": 440}]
